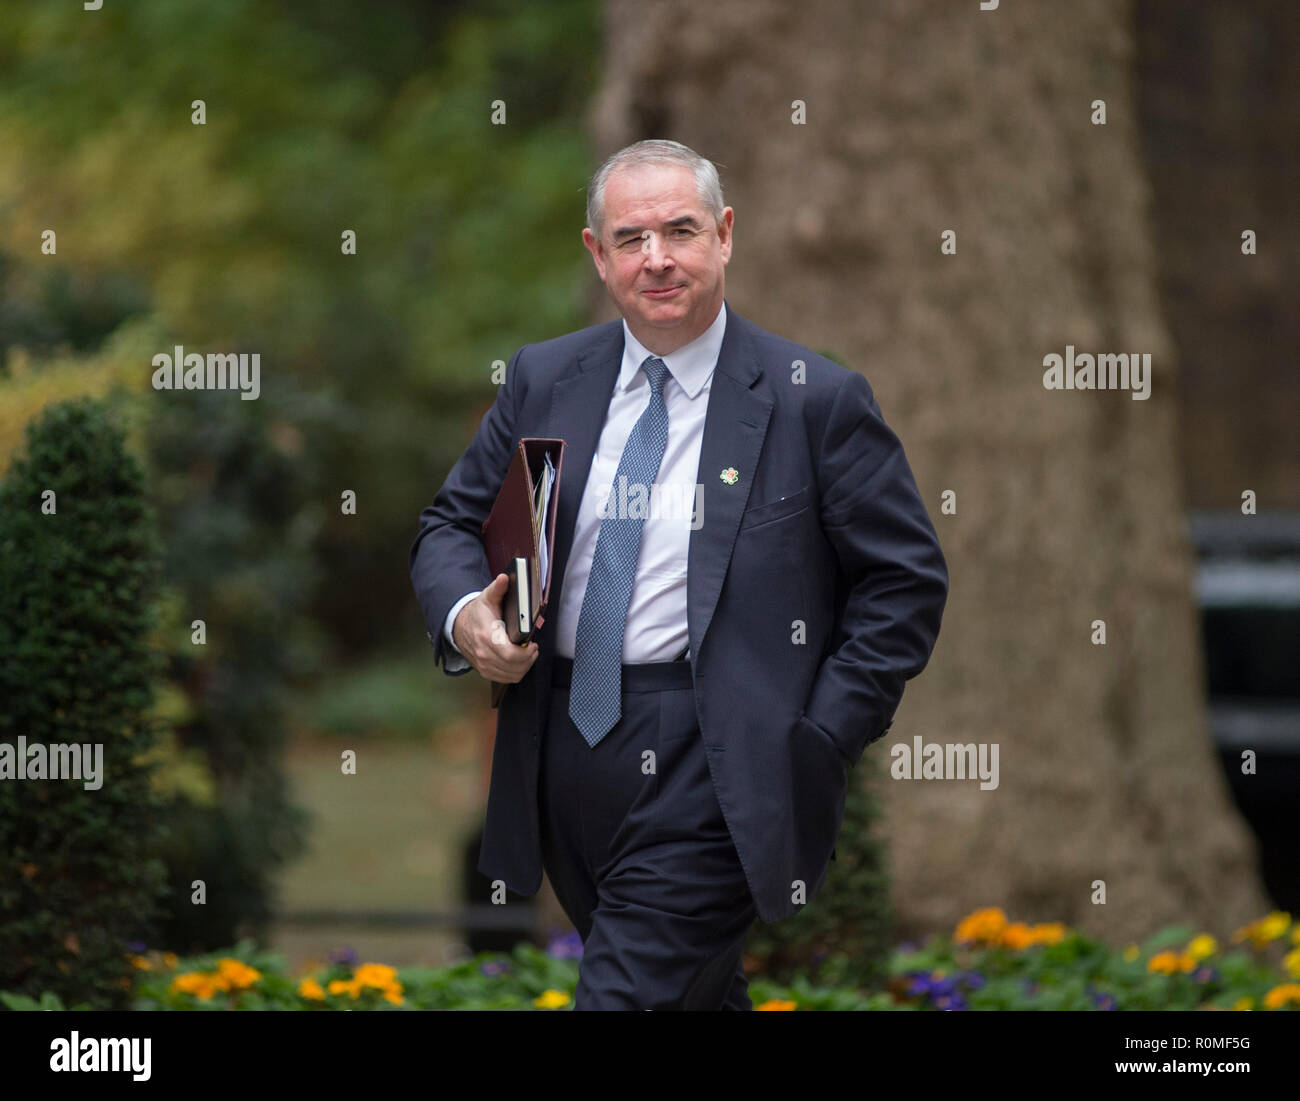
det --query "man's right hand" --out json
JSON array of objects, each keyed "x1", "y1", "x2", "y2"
[{"x1": 452, "y1": 572, "x2": 540, "y2": 683}]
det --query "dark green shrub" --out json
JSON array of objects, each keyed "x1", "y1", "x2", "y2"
[{"x1": 0, "y1": 396, "x2": 169, "y2": 1009}]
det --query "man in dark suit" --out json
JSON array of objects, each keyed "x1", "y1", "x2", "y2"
[{"x1": 410, "y1": 139, "x2": 947, "y2": 1010}]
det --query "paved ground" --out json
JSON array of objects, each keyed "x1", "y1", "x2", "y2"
[{"x1": 270, "y1": 714, "x2": 565, "y2": 971}]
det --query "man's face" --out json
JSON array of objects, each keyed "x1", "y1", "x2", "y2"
[{"x1": 582, "y1": 162, "x2": 733, "y2": 355}]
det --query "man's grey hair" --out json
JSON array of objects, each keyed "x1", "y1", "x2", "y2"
[{"x1": 586, "y1": 140, "x2": 725, "y2": 239}]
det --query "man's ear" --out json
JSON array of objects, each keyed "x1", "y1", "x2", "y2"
[
  {"x1": 582, "y1": 227, "x2": 607, "y2": 282},
  {"x1": 717, "y1": 207, "x2": 734, "y2": 264}
]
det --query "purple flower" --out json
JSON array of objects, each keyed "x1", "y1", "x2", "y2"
[
  {"x1": 1091, "y1": 991, "x2": 1117, "y2": 1011},
  {"x1": 480, "y1": 960, "x2": 511, "y2": 976},
  {"x1": 329, "y1": 946, "x2": 358, "y2": 967},
  {"x1": 545, "y1": 929, "x2": 584, "y2": 960},
  {"x1": 126, "y1": 941, "x2": 147, "y2": 953},
  {"x1": 930, "y1": 976, "x2": 958, "y2": 997},
  {"x1": 934, "y1": 993, "x2": 967, "y2": 1011},
  {"x1": 960, "y1": 970, "x2": 985, "y2": 991},
  {"x1": 906, "y1": 973, "x2": 933, "y2": 997},
  {"x1": 1193, "y1": 966, "x2": 1216, "y2": 984}
]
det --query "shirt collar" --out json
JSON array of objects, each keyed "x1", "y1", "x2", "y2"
[{"x1": 618, "y1": 300, "x2": 726, "y2": 399}]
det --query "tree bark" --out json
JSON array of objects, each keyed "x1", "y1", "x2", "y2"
[{"x1": 588, "y1": 0, "x2": 1269, "y2": 943}]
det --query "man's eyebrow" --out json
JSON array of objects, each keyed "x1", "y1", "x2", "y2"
[{"x1": 611, "y1": 214, "x2": 703, "y2": 239}]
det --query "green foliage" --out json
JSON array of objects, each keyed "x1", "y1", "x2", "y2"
[
  {"x1": 304, "y1": 650, "x2": 468, "y2": 740},
  {"x1": 0, "y1": 0, "x2": 602, "y2": 959},
  {"x1": 20, "y1": 913, "x2": 1290, "y2": 1011},
  {"x1": 745, "y1": 761, "x2": 893, "y2": 989},
  {"x1": 0, "y1": 0, "x2": 601, "y2": 661},
  {"x1": 144, "y1": 387, "x2": 323, "y2": 952},
  {"x1": 0, "y1": 397, "x2": 170, "y2": 1010}
]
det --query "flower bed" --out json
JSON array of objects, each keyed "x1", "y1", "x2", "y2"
[{"x1": 4, "y1": 909, "x2": 1298, "y2": 1011}]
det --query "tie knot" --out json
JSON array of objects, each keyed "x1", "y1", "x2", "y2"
[{"x1": 641, "y1": 355, "x2": 669, "y2": 396}]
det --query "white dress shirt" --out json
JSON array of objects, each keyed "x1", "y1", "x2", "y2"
[{"x1": 442, "y1": 301, "x2": 726, "y2": 669}]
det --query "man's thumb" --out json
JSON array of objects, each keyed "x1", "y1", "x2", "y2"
[{"x1": 482, "y1": 572, "x2": 509, "y2": 612}]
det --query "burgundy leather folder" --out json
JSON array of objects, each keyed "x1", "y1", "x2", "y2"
[{"x1": 481, "y1": 438, "x2": 565, "y2": 707}]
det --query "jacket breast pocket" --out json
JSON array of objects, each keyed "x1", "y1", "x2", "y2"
[{"x1": 738, "y1": 484, "x2": 811, "y2": 532}]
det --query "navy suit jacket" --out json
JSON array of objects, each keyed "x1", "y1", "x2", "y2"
[{"x1": 409, "y1": 302, "x2": 948, "y2": 923}]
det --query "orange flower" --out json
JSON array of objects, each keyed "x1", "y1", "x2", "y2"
[
  {"x1": 1000, "y1": 923, "x2": 1036, "y2": 950},
  {"x1": 328, "y1": 979, "x2": 362, "y2": 998},
  {"x1": 1030, "y1": 923, "x2": 1067, "y2": 946},
  {"x1": 216, "y1": 958, "x2": 261, "y2": 990},
  {"x1": 170, "y1": 972, "x2": 208, "y2": 996},
  {"x1": 755, "y1": 999, "x2": 797, "y2": 1011},
  {"x1": 1262, "y1": 983, "x2": 1300, "y2": 1010},
  {"x1": 354, "y1": 963, "x2": 398, "y2": 989},
  {"x1": 1148, "y1": 951, "x2": 1197, "y2": 975},
  {"x1": 954, "y1": 907, "x2": 1008, "y2": 946},
  {"x1": 299, "y1": 978, "x2": 325, "y2": 1001}
]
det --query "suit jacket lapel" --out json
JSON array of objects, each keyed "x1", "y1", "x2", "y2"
[{"x1": 686, "y1": 309, "x2": 772, "y2": 666}]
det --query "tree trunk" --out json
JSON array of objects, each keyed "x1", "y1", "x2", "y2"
[{"x1": 588, "y1": 0, "x2": 1268, "y2": 943}]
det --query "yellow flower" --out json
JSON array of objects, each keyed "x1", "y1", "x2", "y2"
[
  {"x1": 1260, "y1": 912, "x2": 1291, "y2": 941},
  {"x1": 1291, "y1": 926, "x2": 1300, "y2": 945},
  {"x1": 328, "y1": 979, "x2": 362, "y2": 998},
  {"x1": 299, "y1": 978, "x2": 325, "y2": 1001},
  {"x1": 354, "y1": 963, "x2": 398, "y2": 989},
  {"x1": 1122, "y1": 944, "x2": 1139, "y2": 962},
  {"x1": 128, "y1": 954, "x2": 152, "y2": 971},
  {"x1": 756, "y1": 999, "x2": 797, "y2": 1011},
  {"x1": 162, "y1": 952, "x2": 179, "y2": 970},
  {"x1": 533, "y1": 989, "x2": 571, "y2": 1009},
  {"x1": 1232, "y1": 997, "x2": 1254, "y2": 1011},
  {"x1": 216, "y1": 958, "x2": 261, "y2": 990},
  {"x1": 954, "y1": 907, "x2": 1007, "y2": 946},
  {"x1": 382, "y1": 983, "x2": 404, "y2": 1006},
  {"x1": 1186, "y1": 934, "x2": 1218, "y2": 961},
  {"x1": 1262, "y1": 983, "x2": 1300, "y2": 1010},
  {"x1": 1233, "y1": 911, "x2": 1292, "y2": 949},
  {"x1": 1284, "y1": 947, "x2": 1300, "y2": 980}
]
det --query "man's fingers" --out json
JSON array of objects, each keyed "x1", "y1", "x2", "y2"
[
  {"x1": 479, "y1": 641, "x2": 538, "y2": 683},
  {"x1": 470, "y1": 612, "x2": 538, "y2": 682}
]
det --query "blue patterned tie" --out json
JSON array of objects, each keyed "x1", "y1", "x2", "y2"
[{"x1": 568, "y1": 355, "x2": 671, "y2": 747}]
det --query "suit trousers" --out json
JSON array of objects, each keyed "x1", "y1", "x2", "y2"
[{"x1": 540, "y1": 655, "x2": 758, "y2": 1010}]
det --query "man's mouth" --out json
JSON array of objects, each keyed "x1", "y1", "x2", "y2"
[{"x1": 643, "y1": 285, "x2": 685, "y2": 299}]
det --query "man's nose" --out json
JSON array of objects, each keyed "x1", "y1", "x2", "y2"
[{"x1": 641, "y1": 231, "x2": 673, "y2": 267}]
